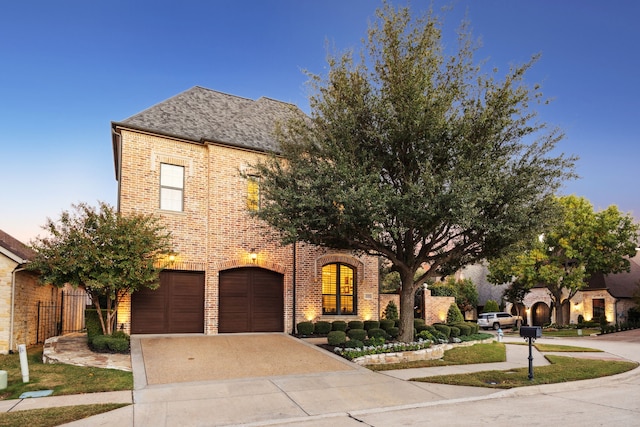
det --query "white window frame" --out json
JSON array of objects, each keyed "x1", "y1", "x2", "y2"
[{"x1": 160, "y1": 163, "x2": 184, "y2": 212}]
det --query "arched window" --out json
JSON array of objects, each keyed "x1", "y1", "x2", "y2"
[{"x1": 322, "y1": 263, "x2": 356, "y2": 315}]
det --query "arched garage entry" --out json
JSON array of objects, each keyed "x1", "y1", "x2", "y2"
[
  {"x1": 131, "y1": 270, "x2": 205, "y2": 334},
  {"x1": 219, "y1": 267, "x2": 284, "y2": 333},
  {"x1": 532, "y1": 302, "x2": 551, "y2": 326}
]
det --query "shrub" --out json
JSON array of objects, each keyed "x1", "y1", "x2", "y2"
[
  {"x1": 468, "y1": 322, "x2": 479, "y2": 334},
  {"x1": 297, "y1": 321, "x2": 314, "y2": 335},
  {"x1": 414, "y1": 318, "x2": 426, "y2": 329},
  {"x1": 345, "y1": 339, "x2": 364, "y2": 349},
  {"x1": 433, "y1": 324, "x2": 451, "y2": 338},
  {"x1": 382, "y1": 300, "x2": 399, "y2": 320},
  {"x1": 363, "y1": 320, "x2": 380, "y2": 331},
  {"x1": 314, "y1": 321, "x2": 332, "y2": 335},
  {"x1": 417, "y1": 330, "x2": 435, "y2": 341},
  {"x1": 91, "y1": 335, "x2": 109, "y2": 351},
  {"x1": 347, "y1": 328, "x2": 367, "y2": 342},
  {"x1": 331, "y1": 321, "x2": 347, "y2": 332},
  {"x1": 447, "y1": 303, "x2": 464, "y2": 324},
  {"x1": 386, "y1": 327, "x2": 399, "y2": 339},
  {"x1": 455, "y1": 323, "x2": 471, "y2": 336},
  {"x1": 107, "y1": 337, "x2": 130, "y2": 352},
  {"x1": 380, "y1": 319, "x2": 395, "y2": 331},
  {"x1": 367, "y1": 328, "x2": 388, "y2": 340},
  {"x1": 348, "y1": 321, "x2": 364, "y2": 330},
  {"x1": 85, "y1": 309, "x2": 106, "y2": 340},
  {"x1": 483, "y1": 300, "x2": 500, "y2": 313},
  {"x1": 577, "y1": 314, "x2": 585, "y2": 325},
  {"x1": 327, "y1": 331, "x2": 347, "y2": 346},
  {"x1": 449, "y1": 326, "x2": 460, "y2": 337},
  {"x1": 363, "y1": 336, "x2": 385, "y2": 347}
]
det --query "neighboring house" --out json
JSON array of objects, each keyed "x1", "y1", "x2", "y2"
[
  {"x1": 111, "y1": 86, "x2": 380, "y2": 335},
  {"x1": 463, "y1": 254, "x2": 640, "y2": 327},
  {"x1": 0, "y1": 230, "x2": 50, "y2": 352}
]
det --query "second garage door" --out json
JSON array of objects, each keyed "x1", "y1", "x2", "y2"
[{"x1": 219, "y1": 267, "x2": 284, "y2": 333}]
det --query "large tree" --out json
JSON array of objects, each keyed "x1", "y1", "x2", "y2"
[
  {"x1": 252, "y1": 3, "x2": 575, "y2": 342},
  {"x1": 28, "y1": 202, "x2": 173, "y2": 335},
  {"x1": 488, "y1": 195, "x2": 639, "y2": 325}
]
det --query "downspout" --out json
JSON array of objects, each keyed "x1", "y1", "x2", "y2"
[
  {"x1": 9, "y1": 266, "x2": 27, "y2": 354},
  {"x1": 112, "y1": 129, "x2": 123, "y2": 212},
  {"x1": 291, "y1": 239, "x2": 297, "y2": 335}
]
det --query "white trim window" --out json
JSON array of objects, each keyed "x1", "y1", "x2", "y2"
[{"x1": 160, "y1": 163, "x2": 184, "y2": 212}]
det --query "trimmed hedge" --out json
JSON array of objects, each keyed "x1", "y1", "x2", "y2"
[
  {"x1": 414, "y1": 318, "x2": 426, "y2": 329},
  {"x1": 331, "y1": 321, "x2": 347, "y2": 332},
  {"x1": 297, "y1": 321, "x2": 314, "y2": 335},
  {"x1": 433, "y1": 324, "x2": 451, "y2": 338},
  {"x1": 347, "y1": 328, "x2": 367, "y2": 342},
  {"x1": 363, "y1": 320, "x2": 380, "y2": 331},
  {"x1": 348, "y1": 321, "x2": 364, "y2": 330},
  {"x1": 85, "y1": 309, "x2": 106, "y2": 340},
  {"x1": 386, "y1": 327, "x2": 399, "y2": 339},
  {"x1": 367, "y1": 328, "x2": 388, "y2": 339},
  {"x1": 449, "y1": 326, "x2": 460, "y2": 338},
  {"x1": 327, "y1": 331, "x2": 347, "y2": 346},
  {"x1": 379, "y1": 319, "x2": 395, "y2": 331},
  {"x1": 314, "y1": 321, "x2": 332, "y2": 335},
  {"x1": 454, "y1": 323, "x2": 471, "y2": 336}
]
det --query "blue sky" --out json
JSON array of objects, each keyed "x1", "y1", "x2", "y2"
[{"x1": 2, "y1": 0, "x2": 639, "y2": 243}]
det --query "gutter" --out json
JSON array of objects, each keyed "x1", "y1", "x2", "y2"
[{"x1": 9, "y1": 265, "x2": 27, "y2": 354}]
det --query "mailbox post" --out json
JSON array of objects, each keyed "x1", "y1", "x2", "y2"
[{"x1": 519, "y1": 326, "x2": 542, "y2": 380}]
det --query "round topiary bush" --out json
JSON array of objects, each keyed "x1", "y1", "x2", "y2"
[
  {"x1": 433, "y1": 323, "x2": 451, "y2": 338},
  {"x1": 347, "y1": 328, "x2": 367, "y2": 342},
  {"x1": 449, "y1": 326, "x2": 460, "y2": 338},
  {"x1": 345, "y1": 339, "x2": 364, "y2": 349},
  {"x1": 297, "y1": 321, "x2": 314, "y2": 335},
  {"x1": 348, "y1": 320, "x2": 364, "y2": 330},
  {"x1": 363, "y1": 320, "x2": 380, "y2": 331},
  {"x1": 367, "y1": 328, "x2": 388, "y2": 340},
  {"x1": 327, "y1": 330, "x2": 347, "y2": 346},
  {"x1": 414, "y1": 318, "x2": 426, "y2": 329},
  {"x1": 332, "y1": 321, "x2": 347, "y2": 332},
  {"x1": 91, "y1": 335, "x2": 109, "y2": 351},
  {"x1": 314, "y1": 321, "x2": 332, "y2": 335},
  {"x1": 386, "y1": 326, "x2": 399, "y2": 339},
  {"x1": 455, "y1": 323, "x2": 471, "y2": 336},
  {"x1": 380, "y1": 319, "x2": 395, "y2": 331},
  {"x1": 107, "y1": 337, "x2": 130, "y2": 352}
]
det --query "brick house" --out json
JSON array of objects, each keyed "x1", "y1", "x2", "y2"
[
  {"x1": 111, "y1": 86, "x2": 380, "y2": 335},
  {"x1": 0, "y1": 230, "x2": 51, "y2": 353}
]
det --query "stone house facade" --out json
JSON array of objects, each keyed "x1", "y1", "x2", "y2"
[{"x1": 111, "y1": 86, "x2": 380, "y2": 335}]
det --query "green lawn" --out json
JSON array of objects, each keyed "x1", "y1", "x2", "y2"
[{"x1": 0, "y1": 404, "x2": 129, "y2": 427}]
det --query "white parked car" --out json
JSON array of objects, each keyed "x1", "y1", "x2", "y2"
[{"x1": 477, "y1": 312, "x2": 522, "y2": 330}]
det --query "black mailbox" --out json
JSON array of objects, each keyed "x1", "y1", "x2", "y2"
[{"x1": 520, "y1": 326, "x2": 542, "y2": 338}]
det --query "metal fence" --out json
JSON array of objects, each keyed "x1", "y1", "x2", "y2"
[{"x1": 36, "y1": 289, "x2": 90, "y2": 343}]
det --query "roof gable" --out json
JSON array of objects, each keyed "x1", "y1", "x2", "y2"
[
  {"x1": 0, "y1": 229, "x2": 35, "y2": 264},
  {"x1": 586, "y1": 253, "x2": 640, "y2": 298},
  {"x1": 113, "y1": 86, "x2": 303, "y2": 152}
]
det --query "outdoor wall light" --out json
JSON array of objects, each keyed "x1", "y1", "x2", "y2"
[{"x1": 250, "y1": 249, "x2": 257, "y2": 263}]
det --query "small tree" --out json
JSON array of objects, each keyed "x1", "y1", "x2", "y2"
[
  {"x1": 28, "y1": 202, "x2": 173, "y2": 335},
  {"x1": 484, "y1": 300, "x2": 500, "y2": 313},
  {"x1": 447, "y1": 303, "x2": 464, "y2": 324},
  {"x1": 382, "y1": 300, "x2": 399, "y2": 320}
]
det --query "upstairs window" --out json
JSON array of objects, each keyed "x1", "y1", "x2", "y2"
[
  {"x1": 247, "y1": 175, "x2": 260, "y2": 211},
  {"x1": 160, "y1": 163, "x2": 184, "y2": 212},
  {"x1": 322, "y1": 263, "x2": 356, "y2": 315}
]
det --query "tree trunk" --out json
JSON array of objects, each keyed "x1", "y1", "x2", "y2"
[
  {"x1": 398, "y1": 275, "x2": 417, "y2": 343},
  {"x1": 551, "y1": 288, "x2": 563, "y2": 326}
]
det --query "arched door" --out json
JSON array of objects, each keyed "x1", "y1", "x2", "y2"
[{"x1": 532, "y1": 302, "x2": 551, "y2": 326}]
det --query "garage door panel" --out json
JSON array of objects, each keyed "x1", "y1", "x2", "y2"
[{"x1": 219, "y1": 268, "x2": 284, "y2": 333}]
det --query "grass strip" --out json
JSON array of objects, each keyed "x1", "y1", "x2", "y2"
[
  {"x1": 368, "y1": 342, "x2": 505, "y2": 371},
  {"x1": 534, "y1": 343, "x2": 602, "y2": 352},
  {"x1": 411, "y1": 355, "x2": 637, "y2": 388},
  {"x1": 0, "y1": 403, "x2": 129, "y2": 427},
  {"x1": 0, "y1": 346, "x2": 132, "y2": 400}
]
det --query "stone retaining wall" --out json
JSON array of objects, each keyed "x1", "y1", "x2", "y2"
[{"x1": 352, "y1": 338, "x2": 494, "y2": 365}]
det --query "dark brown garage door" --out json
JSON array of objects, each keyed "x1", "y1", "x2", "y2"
[
  {"x1": 131, "y1": 270, "x2": 205, "y2": 334},
  {"x1": 219, "y1": 268, "x2": 284, "y2": 333}
]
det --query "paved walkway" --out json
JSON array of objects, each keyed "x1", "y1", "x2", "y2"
[{"x1": 1, "y1": 331, "x2": 639, "y2": 426}]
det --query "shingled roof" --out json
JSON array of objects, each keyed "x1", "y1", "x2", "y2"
[
  {"x1": 112, "y1": 86, "x2": 303, "y2": 153},
  {"x1": 0, "y1": 229, "x2": 35, "y2": 264},
  {"x1": 586, "y1": 253, "x2": 640, "y2": 299}
]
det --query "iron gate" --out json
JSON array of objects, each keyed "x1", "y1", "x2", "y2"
[{"x1": 36, "y1": 289, "x2": 90, "y2": 343}]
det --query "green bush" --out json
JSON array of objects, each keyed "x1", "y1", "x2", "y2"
[
  {"x1": 348, "y1": 321, "x2": 364, "y2": 330},
  {"x1": 454, "y1": 323, "x2": 471, "y2": 336},
  {"x1": 91, "y1": 335, "x2": 109, "y2": 351},
  {"x1": 85, "y1": 309, "x2": 107, "y2": 340},
  {"x1": 111, "y1": 330, "x2": 130, "y2": 341},
  {"x1": 449, "y1": 326, "x2": 460, "y2": 337},
  {"x1": 483, "y1": 300, "x2": 500, "y2": 313},
  {"x1": 363, "y1": 336, "x2": 385, "y2": 347},
  {"x1": 382, "y1": 300, "x2": 399, "y2": 320},
  {"x1": 363, "y1": 320, "x2": 380, "y2": 331},
  {"x1": 331, "y1": 321, "x2": 347, "y2": 332},
  {"x1": 327, "y1": 331, "x2": 347, "y2": 346},
  {"x1": 367, "y1": 328, "x2": 388, "y2": 340},
  {"x1": 386, "y1": 326, "x2": 399, "y2": 339},
  {"x1": 379, "y1": 319, "x2": 395, "y2": 331},
  {"x1": 468, "y1": 322, "x2": 479, "y2": 334},
  {"x1": 447, "y1": 303, "x2": 464, "y2": 324},
  {"x1": 417, "y1": 330, "x2": 435, "y2": 341},
  {"x1": 414, "y1": 318, "x2": 426, "y2": 329},
  {"x1": 345, "y1": 339, "x2": 364, "y2": 349},
  {"x1": 433, "y1": 324, "x2": 451, "y2": 338},
  {"x1": 347, "y1": 328, "x2": 367, "y2": 342},
  {"x1": 314, "y1": 321, "x2": 332, "y2": 335},
  {"x1": 297, "y1": 321, "x2": 314, "y2": 335},
  {"x1": 107, "y1": 337, "x2": 130, "y2": 352}
]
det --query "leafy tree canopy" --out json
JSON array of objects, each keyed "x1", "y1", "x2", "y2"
[
  {"x1": 429, "y1": 277, "x2": 478, "y2": 313},
  {"x1": 252, "y1": 2, "x2": 575, "y2": 341},
  {"x1": 487, "y1": 195, "x2": 639, "y2": 324},
  {"x1": 28, "y1": 202, "x2": 173, "y2": 335}
]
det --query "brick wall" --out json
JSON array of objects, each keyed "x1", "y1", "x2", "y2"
[
  {"x1": 116, "y1": 130, "x2": 380, "y2": 334},
  {"x1": 423, "y1": 289, "x2": 455, "y2": 325}
]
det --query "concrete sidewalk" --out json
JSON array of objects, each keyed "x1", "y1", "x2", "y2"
[{"x1": 2, "y1": 332, "x2": 638, "y2": 426}]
